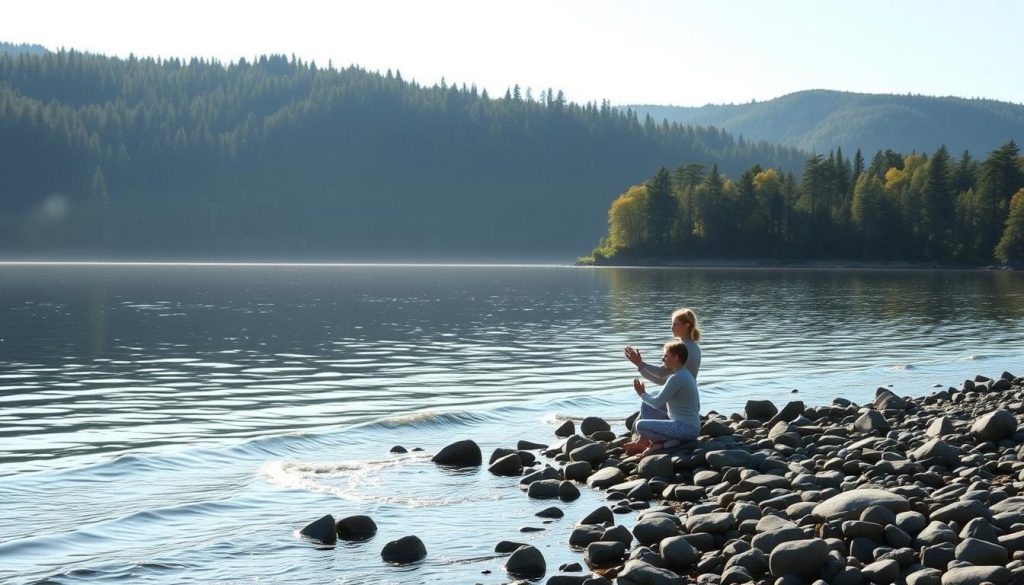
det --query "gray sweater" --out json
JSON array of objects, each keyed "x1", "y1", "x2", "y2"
[{"x1": 639, "y1": 368, "x2": 700, "y2": 430}]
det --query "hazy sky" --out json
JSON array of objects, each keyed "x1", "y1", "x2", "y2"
[{"x1": 3, "y1": 0, "x2": 1022, "y2": 107}]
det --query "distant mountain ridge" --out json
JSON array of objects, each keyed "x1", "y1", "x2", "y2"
[{"x1": 628, "y1": 90, "x2": 1024, "y2": 158}]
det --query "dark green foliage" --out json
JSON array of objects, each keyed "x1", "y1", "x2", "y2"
[
  {"x1": 0, "y1": 49, "x2": 805, "y2": 259},
  {"x1": 593, "y1": 141, "x2": 1024, "y2": 266},
  {"x1": 629, "y1": 90, "x2": 1024, "y2": 159}
]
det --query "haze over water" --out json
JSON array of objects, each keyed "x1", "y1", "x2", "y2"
[{"x1": 1, "y1": 264, "x2": 1023, "y2": 583}]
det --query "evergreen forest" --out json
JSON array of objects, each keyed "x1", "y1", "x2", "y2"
[
  {"x1": 0, "y1": 48, "x2": 804, "y2": 260},
  {"x1": 586, "y1": 143, "x2": 1024, "y2": 266}
]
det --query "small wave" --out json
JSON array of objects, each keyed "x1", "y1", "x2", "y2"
[
  {"x1": 259, "y1": 458, "x2": 504, "y2": 507},
  {"x1": 376, "y1": 409, "x2": 499, "y2": 429}
]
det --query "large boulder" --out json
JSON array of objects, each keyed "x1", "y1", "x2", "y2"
[
  {"x1": 637, "y1": 454, "x2": 674, "y2": 479},
  {"x1": 298, "y1": 514, "x2": 337, "y2": 545},
  {"x1": 380, "y1": 535, "x2": 427, "y2": 563},
  {"x1": 505, "y1": 544, "x2": 546, "y2": 579},
  {"x1": 910, "y1": 438, "x2": 962, "y2": 467},
  {"x1": 954, "y1": 537, "x2": 1009, "y2": 565},
  {"x1": 584, "y1": 541, "x2": 626, "y2": 566},
  {"x1": 811, "y1": 489, "x2": 910, "y2": 520},
  {"x1": 970, "y1": 409, "x2": 1018, "y2": 442},
  {"x1": 587, "y1": 467, "x2": 625, "y2": 489},
  {"x1": 488, "y1": 453, "x2": 523, "y2": 476},
  {"x1": 431, "y1": 439, "x2": 482, "y2": 466},
  {"x1": 336, "y1": 515, "x2": 376, "y2": 541}
]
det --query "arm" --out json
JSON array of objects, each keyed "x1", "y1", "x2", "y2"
[
  {"x1": 625, "y1": 346, "x2": 670, "y2": 384},
  {"x1": 634, "y1": 375, "x2": 681, "y2": 410}
]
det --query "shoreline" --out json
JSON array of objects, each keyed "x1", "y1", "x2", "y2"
[
  {"x1": 577, "y1": 257, "x2": 1021, "y2": 271},
  {"x1": 306, "y1": 367, "x2": 1024, "y2": 583}
]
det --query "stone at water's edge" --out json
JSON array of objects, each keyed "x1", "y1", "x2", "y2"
[
  {"x1": 298, "y1": 514, "x2": 337, "y2": 545},
  {"x1": 504, "y1": 544, "x2": 546, "y2": 579},
  {"x1": 380, "y1": 535, "x2": 426, "y2": 563},
  {"x1": 580, "y1": 416, "x2": 610, "y2": 436},
  {"x1": 555, "y1": 419, "x2": 575, "y2": 437},
  {"x1": 431, "y1": 439, "x2": 481, "y2": 466},
  {"x1": 744, "y1": 399, "x2": 778, "y2": 421},
  {"x1": 811, "y1": 488, "x2": 910, "y2": 520},
  {"x1": 488, "y1": 453, "x2": 523, "y2": 476},
  {"x1": 336, "y1": 515, "x2": 376, "y2": 541}
]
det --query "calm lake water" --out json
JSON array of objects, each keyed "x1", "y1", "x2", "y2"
[{"x1": 1, "y1": 264, "x2": 1023, "y2": 584}]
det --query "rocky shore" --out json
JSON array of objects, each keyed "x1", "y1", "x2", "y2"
[{"x1": 301, "y1": 370, "x2": 1024, "y2": 585}]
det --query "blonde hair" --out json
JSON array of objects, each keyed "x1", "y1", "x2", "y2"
[{"x1": 672, "y1": 308, "x2": 702, "y2": 342}]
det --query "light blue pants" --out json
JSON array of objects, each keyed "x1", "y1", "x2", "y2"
[{"x1": 635, "y1": 403, "x2": 698, "y2": 441}]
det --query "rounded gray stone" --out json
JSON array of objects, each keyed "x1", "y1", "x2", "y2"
[
  {"x1": 769, "y1": 538, "x2": 829, "y2": 579},
  {"x1": 811, "y1": 489, "x2": 910, "y2": 520},
  {"x1": 505, "y1": 544, "x2": 546, "y2": 579}
]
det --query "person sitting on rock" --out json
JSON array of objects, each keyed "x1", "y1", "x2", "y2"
[
  {"x1": 623, "y1": 308, "x2": 701, "y2": 453},
  {"x1": 624, "y1": 340, "x2": 700, "y2": 454}
]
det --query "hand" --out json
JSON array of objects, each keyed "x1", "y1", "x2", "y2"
[
  {"x1": 633, "y1": 378, "x2": 645, "y2": 396},
  {"x1": 624, "y1": 346, "x2": 644, "y2": 367}
]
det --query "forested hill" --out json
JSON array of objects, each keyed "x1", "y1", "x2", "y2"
[
  {"x1": 628, "y1": 90, "x2": 1024, "y2": 160},
  {"x1": 0, "y1": 49, "x2": 805, "y2": 261},
  {"x1": 0, "y1": 42, "x2": 48, "y2": 56}
]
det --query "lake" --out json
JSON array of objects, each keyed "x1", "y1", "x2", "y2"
[{"x1": 1, "y1": 264, "x2": 1022, "y2": 583}]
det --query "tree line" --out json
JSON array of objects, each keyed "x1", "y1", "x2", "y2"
[
  {"x1": 0, "y1": 49, "x2": 805, "y2": 259},
  {"x1": 586, "y1": 142, "x2": 1024, "y2": 266}
]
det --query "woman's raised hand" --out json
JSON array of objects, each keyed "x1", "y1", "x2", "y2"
[
  {"x1": 632, "y1": 377, "x2": 645, "y2": 396},
  {"x1": 624, "y1": 346, "x2": 644, "y2": 367}
]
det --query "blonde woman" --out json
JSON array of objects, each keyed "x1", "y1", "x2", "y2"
[{"x1": 623, "y1": 308, "x2": 702, "y2": 453}]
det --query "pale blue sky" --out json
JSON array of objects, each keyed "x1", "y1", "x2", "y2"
[{"x1": 3, "y1": 0, "x2": 1022, "y2": 106}]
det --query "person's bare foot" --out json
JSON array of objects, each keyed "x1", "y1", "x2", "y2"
[
  {"x1": 662, "y1": 439, "x2": 681, "y2": 449},
  {"x1": 642, "y1": 441, "x2": 664, "y2": 454},
  {"x1": 622, "y1": 438, "x2": 652, "y2": 455}
]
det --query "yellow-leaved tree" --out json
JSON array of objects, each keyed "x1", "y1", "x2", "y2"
[{"x1": 995, "y1": 188, "x2": 1024, "y2": 265}]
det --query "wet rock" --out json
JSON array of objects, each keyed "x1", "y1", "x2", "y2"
[
  {"x1": 518, "y1": 439, "x2": 547, "y2": 450},
  {"x1": 601, "y1": 524, "x2": 633, "y2": 547},
  {"x1": 745, "y1": 400, "x2": 778, "y2": 421},
  {"x1": 617, "y1": 559, "x2": 685, "y2": 585},
  {"x1": 767, "y1": 401, "x2": 805, "y2": 426},
  {"x1": 585, "y1": 540, "x2": 626, "y2": 566},
  {"x1": 768, "y1": 538, "x2": 829, "y2": 579},
  {"x1": 336, "y1": 515, "x2": 377, "y2": 541},
  {"x1": 564, "y1": 460, "x2": 593, "y2": 481},
  {"x1": 505, "y1": 544, "x2": 546, "y2": 579},
  {"x1": 587, "y1": 467, "x2": 625, "y2": 489},
  {"x1": 528, "y1": 479, "x2": 563, "y2": 499},
  {"x1": 569, "y1": 525, "x2": 605, "y2": 548},
  {"x1": 495, "y1": 540, "x2": 528, "y2": 553},
  {"x1": 580, "y1": 416, "x2": 611, "y2": 436},
  {"x1": 389, "y1": 445, "x2": 407, "y2": 454},
  {"x1": 431, "y1": 439, "x2": 482, "y2": 466},
  {"x1": 536, "y1": 506, "x2": 564, "y2": 519},
  {"x1": 555, "y1": 420, "x2": 576, "y2": 437},
  {"x1": 381, "y1": 535, "x2": 426, "y2": 563},
  {"x1": 559, "y1": 480, "x2": 581, "y2": 502},
  {"x1": 970, "y1": 409, "x2": 1018, "y2": 442},
  {"x1": 570, "y1": 443, "x2": 607, "y2": 465},
  {"x1": 811, "y1": 488, "x2": 910, "y2": 520},
  {"x1": 579, "y1": 506, "x2": 615, "y2": 526},
  {"x1": 299, "y1": 514, "x2": 337, "y2": 545},
  {"x1": 874, "y1": 388, "x2": 907, "y2": 410},
  {"x1": 488, "y1": 452, "x2": 524, "y2": 476},
  {"x1": 547, "y1": 576, "x2": 590, "y2": 585}
]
